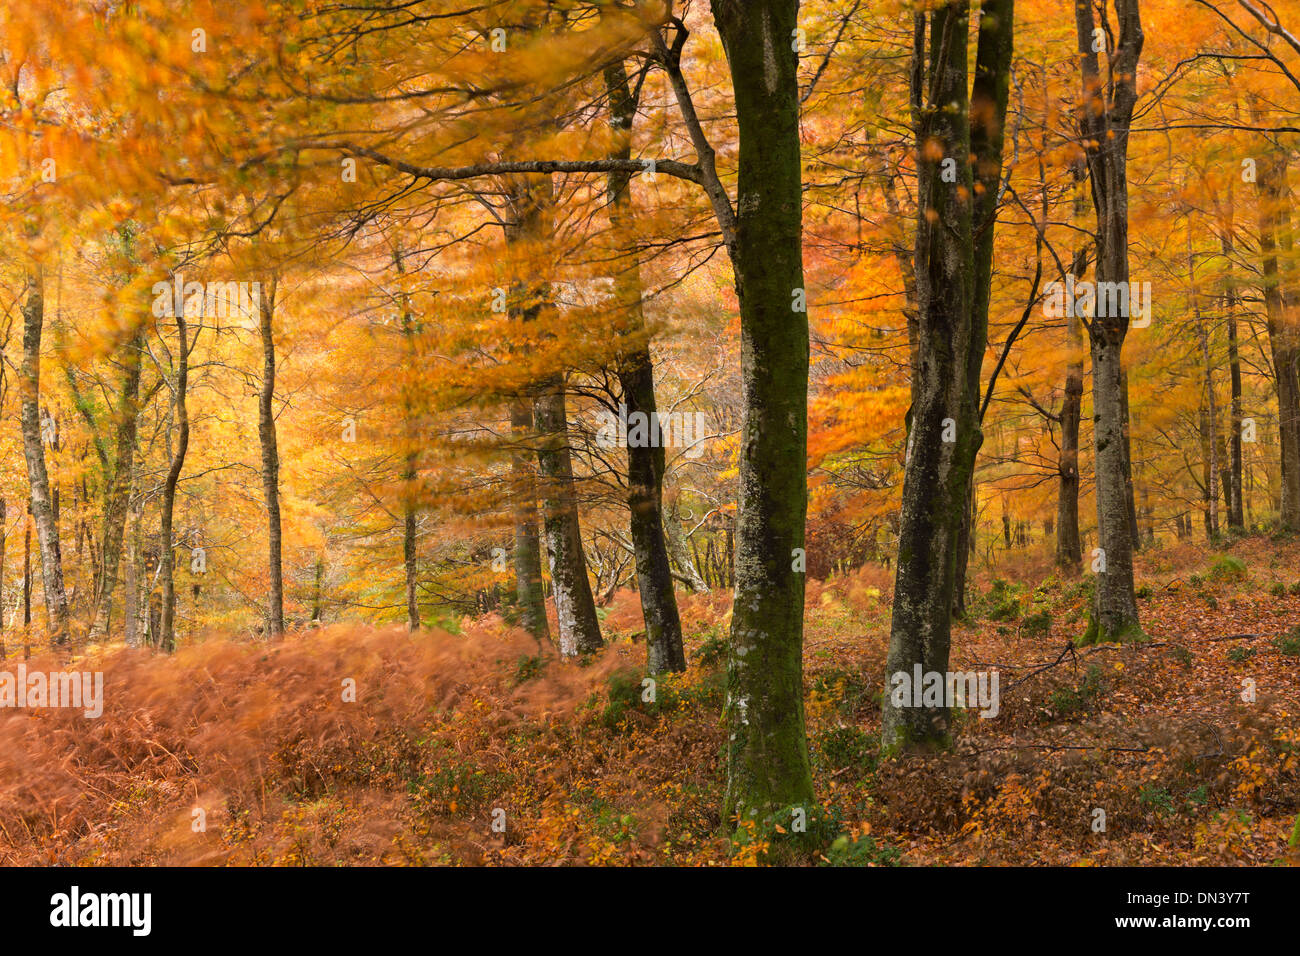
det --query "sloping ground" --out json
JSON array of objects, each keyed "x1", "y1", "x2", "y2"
[{"x1": 0, "y1": 537, "x2": 1297, "y2": 866}]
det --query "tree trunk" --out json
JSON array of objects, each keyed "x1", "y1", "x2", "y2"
[
  {"x1": 258, "y1": 279, "x2": 285, "y2": 638},
  {"x1": 510, "y1": 400, "x2": 550, "y2": 640},
  {"x1": 0, "y1": 498, "x2": 6, "y2": 658},
  {"x1": 1223, "y1": 227, "x2": 1245, "y2": 529},
  {"x1": 123, "y1": 494, "x2": 142, "y2": 648},
  {"x1": 603, "y1": 56, "x2": 686, "y2": 674},
  {"x1": 19, "y1": 270, "x2": 71, "y2": 644},
  {"x1": 1257, "y1": 147, "x2": 1300, "y2": 530},
  {"x1": 394, "y1": 249, "x2": 422, "y2": 632},
  {"x1": 708, "y1": 0, "x2": 816, "y2": 824},
  {"x1": 534, "y1": 377, "x2": 604, "y2": 656},
  {"x1": 89, "y1": 331, "x2": 144, "y2": 641},
  {"x1": 953, "y1": 0, "x2": 1015, "y2": 618},
  {"x1": 1075, "y1": 0, "x2": 1143, "y2": 643},
  {"x1": 159, "y1": 310, "x2": 189, "y2": 653}
]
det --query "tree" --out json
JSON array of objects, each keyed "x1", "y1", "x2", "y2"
[
  {"x1": 18, "y1": 269, "x2": 71, "y2": 644},
  {"x1": 603, "y1": 53, "x2": 686, "y2": 674},
  {"x1": 259, "y1": 277, "x2": 286, "y2": 638},
  {"x1": 1075, "y1": 0, "x2": 1144, "y2": 644}
]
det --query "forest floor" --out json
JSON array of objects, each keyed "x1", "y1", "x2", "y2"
[{"x1": 1, "y1": 536, "x2": 1297, "y2": 866}]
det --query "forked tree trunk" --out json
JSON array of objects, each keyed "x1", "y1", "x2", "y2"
[
  {"x1": 1075, "y1": 0, "x2": 1143, "y2": 643},
  {"x1": 19, "y1": 270, "x2": 71, "y2": 644},
  {"x1": 883, "y1": 0, "x2": 1014, "y2": 751}
]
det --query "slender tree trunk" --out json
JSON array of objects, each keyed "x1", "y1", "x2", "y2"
[
  {"x1": 503, "y1": 176, "x2": 599, "y2": 652},
  {"x1": 603, "y1": 57, "x2": 686, "y2": 674},
  {"x1": 19, "y1": 270, "x2": 71, "y2": 644},
  {"x1": 1223, "y1": 228, "x2": 1245, "y2": 529},
  {"x1": 1058, "y1": 161, "x2": 1089, "y2": 569},
  {"x1": 1057, "y1": 351, "x2": 1084, "y2": 569},
  {"x1": 89, "y1": 331, "x2": 144, "y2": 641},
  {"x1": 510, "y1": 400, "x2": 549, "y2": 640},
  {"x1": 258, "y1": 279, "x2": 285, "y2": 638},
  {"x1": 1192, "y1": 225, "x2": 1220, "y2": 540},
  {"x1": 123, "y1": 494, "x2": 142, "y2": 648},
  {"x1": 0, "y1": 497, "x2": 6, "y2": 658},
  {"x1": 311, "y1": 554, "x2": 325, "y2": 622},
  {"x1": 707, "y1": 0, "x2": 816, "y2": 823},
  {"x1": 159, "y1": 310, "x2": 189, "y2": 653},
  {"x1": 1075, "y1": 0, "x2": 1143, "y2": 643},
  {"x1": 664, "y1": 501, "x2": 709, "y2": 593},
  {"x1": 23, "y1": 509, "x2": 32, "y2": 630},
  {"x1": 395, "y1": 249, "x2": 422, "y2": 632},
  {"x1": 534, "y1": 377, "x2": 604, "y2": 656},
  {"x1": 953, "y1": 0, "x2": 1015, "y2": 618}
]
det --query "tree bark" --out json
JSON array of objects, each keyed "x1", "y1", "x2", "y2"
[
  {"x1": 534, "y1": 376, "x2": 604, "y2": 656},
  {"x1": 953, "y1": 0, "x2": 1015, "y2": 618},
  {"x1": 19, "y1": 270, "x2": 71, "y2": 644},
  {"x1": 258, "y1": 278, "x2": 285, "y2": 638},
  {"x1": 1256, "y1": 146, "x2": 1300, "y2": 530},
  {"x1": 159, "y1": 309, "x2": 189, "y2": 653},
  {"x1": 510, "y1": 399, "x2": 550, "y2": 641},
  {"x1": 89, "y1": 330, "x2": 144, "y2": 641},
  {"x1": 1075, "y1": 0, "x2": 1143, "y2": 643},
  {"x1": 708, "y1": 0, "x2": 816, "y2": 823},
  {"x1": 603, "y1": 56, "x2": 686, "y2": 674},
  {"x1": 394, "y1": 249, "x2": 421, "y2": 632}
]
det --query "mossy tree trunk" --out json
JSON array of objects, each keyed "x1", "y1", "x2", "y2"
[{"x1": 710, "y1": 0, "x2": 815, "y2": 827}]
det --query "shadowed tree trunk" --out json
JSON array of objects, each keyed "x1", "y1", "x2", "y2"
[
  {"x1": 19, "y1": 269, "x2": 71, "y2": 644},
  {"x1": 1075, "y1": 0, "x2": 1143, "y2": 644},
  {"x1": 953, "y1": 0, "x2": 1015, "y2": 619},
  {"x1": 603, "y1": 55, "x2": 686, "y2": 674},
  {"x1": 258, "y1": 278, "x2": 285, "y2": 638},
  {"x1": 883, "y1": 0, "x2": 1014, "y2": 752},
  {"x1": 159, "y1": 308, "x2": 189, "y2": 654},
  {"x1": 1058, "y1": 161, "x2": 1089, "y2": 570}
]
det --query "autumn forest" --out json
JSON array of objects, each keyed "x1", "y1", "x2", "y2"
[{"x1": 0, "y1": 0, "x2": 1298, "y2": 872}]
